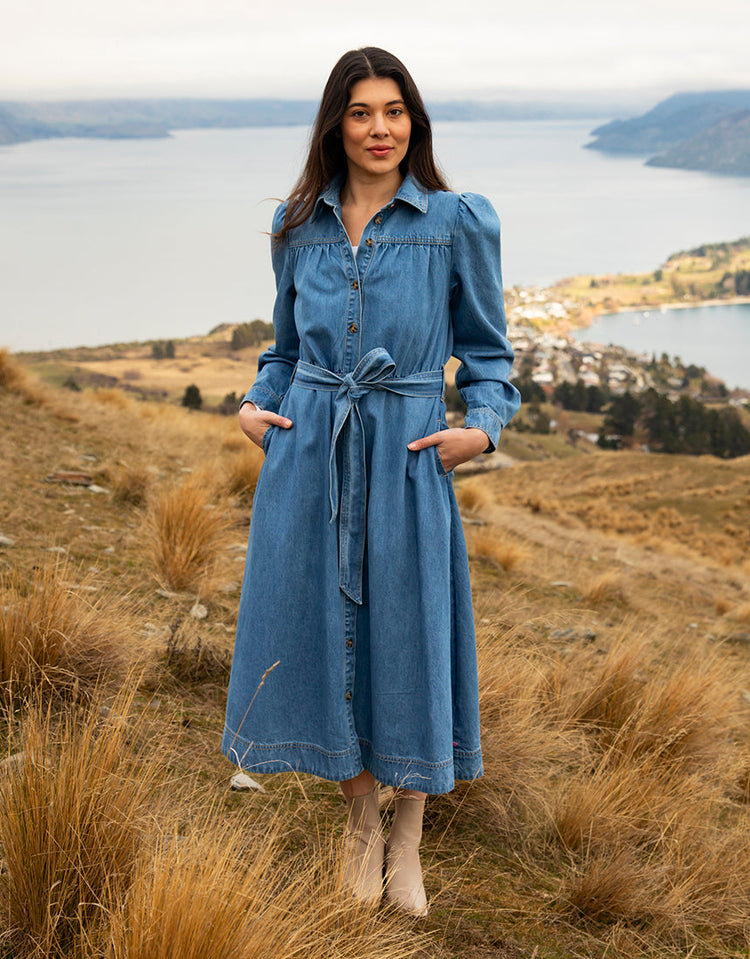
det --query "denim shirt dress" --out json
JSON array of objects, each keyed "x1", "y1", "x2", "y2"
[{"x1": 222, "y1": 173, "x2": 521, "y2": 794}]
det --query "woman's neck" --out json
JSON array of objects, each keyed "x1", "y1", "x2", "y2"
[{"x1": 340, "y1": 168, "x2": 403, "y2": 215}]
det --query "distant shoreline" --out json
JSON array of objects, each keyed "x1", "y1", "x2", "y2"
[{"x1": 580, "y1": 294, "x2": 750, "y2": 327}]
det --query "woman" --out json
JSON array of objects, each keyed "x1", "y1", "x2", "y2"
[{"x1": 222, "y1": 47, "x2": 520, "y2": 917}]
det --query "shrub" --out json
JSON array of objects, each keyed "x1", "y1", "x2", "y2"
[{"x1": 181, "y1": 384, "x2": 202, "y2": 410}]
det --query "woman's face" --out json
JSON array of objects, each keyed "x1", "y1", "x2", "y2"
[{"x1": 340, "y1": 76, "x2": 411, "y2": 182}]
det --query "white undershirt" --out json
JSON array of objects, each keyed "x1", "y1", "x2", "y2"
[{"x1": 351, "y1": 244, "x2": 359, "y2": 258}]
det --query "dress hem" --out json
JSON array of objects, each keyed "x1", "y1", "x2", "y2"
[{"x1": 221, "y1": 727, "x2": 483, "y2": 795}]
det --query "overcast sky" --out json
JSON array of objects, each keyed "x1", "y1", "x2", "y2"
[{"x1": 1, "y1": 0, "x2": 749, "y2": 105}]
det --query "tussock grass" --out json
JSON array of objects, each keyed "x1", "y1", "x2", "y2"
[
  {"x1": 469, "y1": 528, "x2": 528, "y2": 571},
  {"x1": 438, "y1": 622, "x2": 573, "y2": 840},
  {"x1": 164, "y1": 620, "x2": 232, "y2": 685},
  {"x1": 456, "y1": 478, "x2": 491, "y2": 514},
  {"x1": 221, "y1": 432, "x2": 246, "y2": 453},
  {"x1": 112, "y1": 461, "x2": 150, "y2": 506},
  {"x1": 730, "y1": 601, "x2": 750, "y2": 625},
  {"x1": 581, "y1": 569, "x2": 628, "y2": 606},
  {"x1": 0, "y1": 682, "x2": 161, "y2": 958},
  {"x1": 222, "y1": 442, "x2": 264, "y2": 501},
  {"x1": 0, "y1": 347, "x2": 46, "y2": 405},
  {"x1": 144, "y1": 476, "x2": 232, "y2": 594},
  {"x1": 90, "y1": 387, "x2": 134, "y2": 409},
  {"x1": 551, "y1": 749, "x2": 708, "y2": 854},
  {"x1": 715, "y1": 595, "x2": 734, "y2": 616},
  {"x1": 0, "y1": 559, "x2": 125, "y2": 698},
  {"x1": 562, "y1": 848, "x2": 657, "y2": 925},
  {"x1": 106, "y1": 812, "x2": 426, "y2": 959},
  {"x1": 543, "y1": 632, "x2": 648, "y2": 732}
]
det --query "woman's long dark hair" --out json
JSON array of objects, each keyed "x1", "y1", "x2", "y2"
[{"x1": 277, "y1": 47, "x2": 449, "y2": 241}]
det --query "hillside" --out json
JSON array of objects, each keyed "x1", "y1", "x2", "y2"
[
  {"x1": 647, "y1": 109, "x2": 750, "y2": 176},
  {"x1": 548, "y1": 235, "x2": 750, "y2": 326},
  {"x1": 586, "y1": 90, "x2": 750, "y2": 175},
  {"x1": 3, "y1": 350, "x2": 750, "y2": 958},
  {"x1": 0, "y1": 96, "x2": 620, "y2": 149}
]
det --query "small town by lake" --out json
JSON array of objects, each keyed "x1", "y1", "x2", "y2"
[{"x1": 570, "y1": 302, "x2": 750, "y2": 391}]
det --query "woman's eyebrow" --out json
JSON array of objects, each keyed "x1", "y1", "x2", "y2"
[{"x1": 347, "y1": 99, "x2": 406, "y2": 108}]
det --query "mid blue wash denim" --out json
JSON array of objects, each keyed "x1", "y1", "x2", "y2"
[{"x1": 222, "y1": 173, "x2": 521, "y2": 794}]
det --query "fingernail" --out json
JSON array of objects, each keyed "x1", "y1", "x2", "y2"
[{"x1": 407, "y1": 442, "x2": 417, "y2": 450}]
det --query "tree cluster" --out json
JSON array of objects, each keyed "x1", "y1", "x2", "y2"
[
  {"x1": 720, "y1": 269, "x2": 750, "y2": 296},
  {"x1": 599, "y1": 389, "x2": 750, "y2": 458},
  {"x1": 553, "y1": 378, "x2": 609, "y2": 413},
  {"x1": 151, "y1": 340, "x2": 175, "y2": 360},
  {"x1": 230, "y1": 321, "x2": 274, "y2": 351}
]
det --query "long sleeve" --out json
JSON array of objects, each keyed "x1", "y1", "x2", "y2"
[
  {"x1": 449, "y1": 193, "x2": 521, "y2": 451},
  {"x1": 241, "y1": 202, "x2": 300, "y2": 413}
]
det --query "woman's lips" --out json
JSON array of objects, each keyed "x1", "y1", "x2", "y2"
[{"x1": 367, "y1": 146, "x2": 393, "y2": 157}]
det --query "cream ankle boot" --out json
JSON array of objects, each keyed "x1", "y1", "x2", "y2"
[
  {"x1": 384, "y1": 795, "x2": 428, "y2": 917},
  {"x1": 342, "y1": 786, "x2": 385, "y2": 905}
]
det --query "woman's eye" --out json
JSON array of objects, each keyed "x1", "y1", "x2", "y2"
[
  {"x1": 389, "y1": 109, "x2": 404, "y2": 117},
  {"x1": 351, "y1": 110, "x2": 368, "y2": 119}
]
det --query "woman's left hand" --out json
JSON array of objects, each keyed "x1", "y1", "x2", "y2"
[{"x1": 407, "y1": 427, "x2": 490, "y2": 473}]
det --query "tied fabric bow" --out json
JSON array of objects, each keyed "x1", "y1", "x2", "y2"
[{"x1": 294, "y1": 348, "x2": 444, "y2": 603}]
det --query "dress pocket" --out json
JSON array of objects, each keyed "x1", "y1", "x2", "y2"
[
  {"x1": 262, "y1": 425, "x2": 276, "y2": 456},
  {"x1": 432, "y1": 419, "x2": 452, "y2": 478}
]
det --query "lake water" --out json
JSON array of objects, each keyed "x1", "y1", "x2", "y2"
[
  {"x1": 1, "y1": 120, "x2": 750, "y2": 359},
  {"x1": 571, "y1": 302, "x2": 750, "y2": 391}
]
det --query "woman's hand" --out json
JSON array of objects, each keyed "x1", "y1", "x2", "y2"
[
  {"x1": 407, "y1": 427, "x2": 489, "y2": 473},
  {"x1": 239, "y1": 402, "x2": 293, "y2": 449}
]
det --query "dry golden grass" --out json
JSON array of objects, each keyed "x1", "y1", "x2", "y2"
[
  {"x1": 543, "y1": 632, "x2": 648, "y2": 732},
  {"x1": 562, "y1": 848, "x2": 657, "y2": 925},
  {"x1": 715, "y1": 595, "x2": 735, "y2": 616},
  {"x1": 0, "y1": 347, "x2": 46, "y2": 405},
  {"x1": 144, "y1": 476, "x2": 233, "y2": 594},
  {"x1": 90, "y1": 387, "x2": 134, "y2": 410},
  {"x1": 222, "y1": 442, "x2": 264, "y2": 501},
  {"x1": 7, "y1": 357, "x2": 750, "y2": 957},
  {"x1": 0, "y1": 558, "x2": 126, "y2": 698},
  {"x1": 105, "y1": 812, "x2": 425, "y2": 959},
  {"x1": 455, "y1": 478, "x2": 491, "y2": 514},
  {"x1": 730, "y1": 602, "x2": 750, "y2": 625},
  {"x1": 580, "y1": 570, "x2": 628, "y2": 606},
  {"x1": 551, "y1": 749, "x2": 709, "y2": 854},
  {"x1": 468, "y1": 528, "x2": 528, "y2": 572},
  {"x1": 111, "y1": 461, "x2": 150, "y2": 506},
  {"x1": 0, "y1": 683, "x2": 161, "y2": 958},
  {"x1": 465, "y1": 625, "x2": 574, "y2": 835}
]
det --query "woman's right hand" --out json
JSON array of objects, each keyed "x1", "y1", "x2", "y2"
[{"x1": 238, "y1": 402, "x2": 293, "y2": 449}]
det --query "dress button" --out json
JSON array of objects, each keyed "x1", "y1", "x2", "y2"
[
  {"x1": 374, "y1": 216, "x2": 382, "y2": 225},
  {"x1": 352, "y1": 280, "x2": 359, "y2": 290},
  {"x1": 348, "y1": 323, "x2": 358, "y2": 334},
  {"x1": 365, "y1": 238, "x2": 373, "y2": 247},
  {"x1": 346, "y1": 639, "x2": 353, "y2": 649},
  {"x1": 345, "y1": 690, "x2": 352, "y2": 701}
]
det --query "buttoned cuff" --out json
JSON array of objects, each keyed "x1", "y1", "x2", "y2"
[
  {"x1": 241, "y1": 386, "x2": 280, "y2": 413},
  {"x1": 464, "y1": 406, "x2": 503, "y2": 453}
]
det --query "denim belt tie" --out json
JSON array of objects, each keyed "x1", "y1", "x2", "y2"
[{"x1": 293, "y1": 348, "x2": 444, "y2": 604}]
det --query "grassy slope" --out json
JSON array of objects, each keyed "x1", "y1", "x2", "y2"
[
  {"x1": 3, "y1": 359, "x2": 750, "y2": 957},
  {"x1": 550, "y1": 238, "x2": 750, "y2": 324}
]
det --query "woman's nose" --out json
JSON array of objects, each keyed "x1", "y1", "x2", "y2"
[{"x1": 371, "y1": 113, "x2": 388, "y2": 136}]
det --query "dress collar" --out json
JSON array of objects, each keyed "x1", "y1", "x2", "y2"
[{"x1": 313, "y1": 171, "x2": 429, "y2": 220}]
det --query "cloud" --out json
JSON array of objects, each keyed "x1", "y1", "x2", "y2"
[{"x1": 1, "y1": 0, "x2": 748, "y2": 99}]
